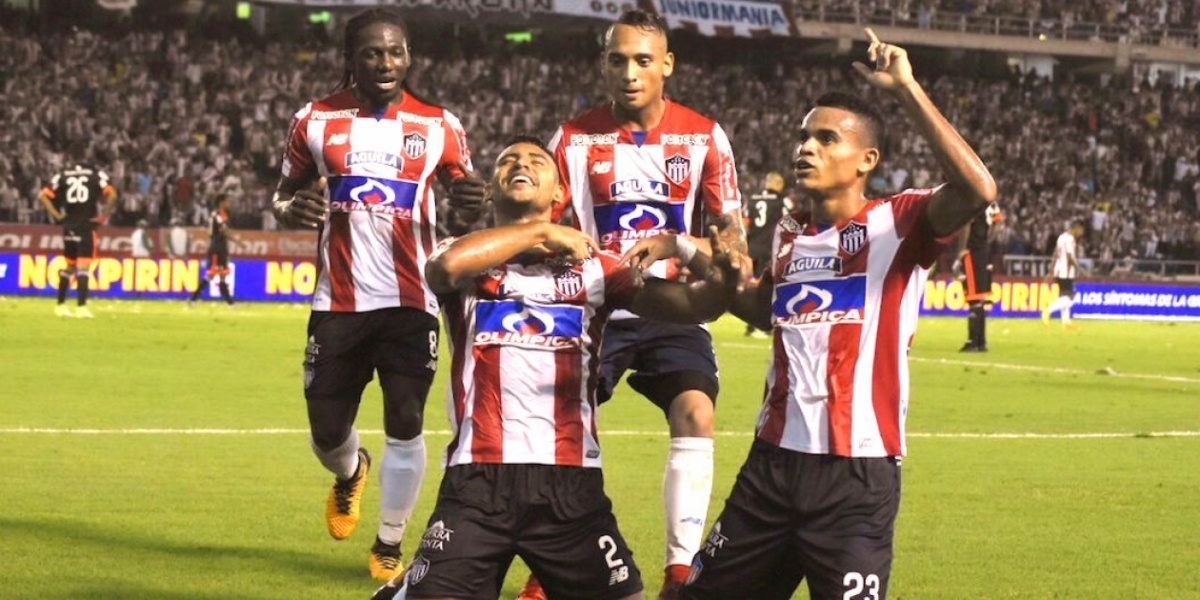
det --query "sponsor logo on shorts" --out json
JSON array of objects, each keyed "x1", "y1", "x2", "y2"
[
  {"x1": 420, "y1": 520, "x2": 454, "y2": 552},
  {"x1": 303, "y1": 335, "x2": 320, "y2": 389},
  {"x1": 702, "y1": 521, "x2": 727, "y2": 557},
  {"x1": 772, "y1": 276, "x2": 867, "y2": 326},
  {"x1": 406, "y1": 556, "x2": 430, "y2": 585}
]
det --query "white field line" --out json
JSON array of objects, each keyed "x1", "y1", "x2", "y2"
[
  {"x1": 1, "y1": 427, "x2": 1198, "y2": 439},
  {"x1": 718, "y1": 342, "x2": 1200, "y2": 385}
]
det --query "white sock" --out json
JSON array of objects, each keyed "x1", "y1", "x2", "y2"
[
  {"x1": 312, "y1": 429, "x2": 360, "y2": 481},
  {"x1": 1047, "y1": 296, "x2": 1070, "y2": 317},
  {"x1": 1061, "y1": 299, "x2": 1074, "y2": 324},
  {"x1": 663, "y1": 436, "x2": 714, "y2": 567},
  {"x1": 378, "y1": 434, "x2": 427, "y2": 546}
]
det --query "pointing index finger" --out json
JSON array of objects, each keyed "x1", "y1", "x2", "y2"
[
  {"x1": 864, "y1": 28, "x2": 880, "y2": 45},
  {"x1": 456, "y1": 160, "x2": 480, "y2": 181}
]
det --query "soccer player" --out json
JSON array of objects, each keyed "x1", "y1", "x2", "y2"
[
  {"x1": 370, "y1": 135, "x2": 741, "y2": 600},
  {"x1": 37, "y1": 163, "x2": 117, "y2": 318},
  {"x1": 532, "y1": 11, "x2": 748, "y2": 598},
  {"x1": 954, "y1": 202, "x2": 1001, "y2": 351},
  {"x1": 270, "y1": 8, "x2": 486, "y2": 582},
  {"x1": 743, "y1": 171, "x2": 793, "y2": 338},
  {"x1": 675, "y1": 30, "x2": 997, "y2": 600},
  {"x1": 1041, "y1": 221, "x2": 1086, "y2": 328},
  {"x1": 188, "y1": 193, "x2": 239, "y2": 306}
]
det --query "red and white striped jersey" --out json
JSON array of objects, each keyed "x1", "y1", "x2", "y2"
[
  {"x1": 437, "y1": 247, "x2": 637, "y2": 468},
  {"x1": 548, "y1": 101, "x2": 741, "y2": 296},
  {"x1": 756, "y1": 189, "x2": 954, "y2": 458},
  {"x1": 282, "y1": 89, "x2": 473, "y2": 315}
]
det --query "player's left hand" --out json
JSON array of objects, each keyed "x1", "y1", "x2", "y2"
[
  {"x1": 448, "y1": 161, "x2": 487, "y2": 217},
  {"x1": 620, "y1": 233, "x2": 684, "y2": 286},
  {"x1": 852, "y1": 28, "x2": 916, "y2": 92}
]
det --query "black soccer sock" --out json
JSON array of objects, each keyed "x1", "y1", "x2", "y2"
[
  {"x1": 218, "y1": 281, "x2": 233, "y2": 305},
  {"x1": 967, "y1": 306, "x2": 981, "y2": 346},
  {"x1": 190, "y1": 279, "x2": 208, "y2": 301},
  {"x1": 56, "y1": 270, "x2": 71, "y2": 304},
  {"x1": 77, "y1": 273, "x2": 90, "y2": 306},
  {"x1": 975, "y1": 306, "x2": 988, "y2": 347}
]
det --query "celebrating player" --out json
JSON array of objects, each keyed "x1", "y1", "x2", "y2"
[
  {"x1": 526, "y1": 11, "x2": 748, "y2": 598},
  {"x1": 677, "y1": 30, "x2": 997, "y2": 600},
  {"x1": 271, "y1": 8, "x2": 486, "y2": 582},
  {"x1": 370, "y1": 135, "x2": 741, "y2": 600},
  {"x1": 37, "y1": 163, "x2": 117, "y2": 318}
]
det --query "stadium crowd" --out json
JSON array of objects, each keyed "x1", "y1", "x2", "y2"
[
  {"x1": 1, "y1": 19, "x2": 1198, "y2": 265},
  {"x1": 795, "y1": 0, "x2": 1200, "y2": 46}
]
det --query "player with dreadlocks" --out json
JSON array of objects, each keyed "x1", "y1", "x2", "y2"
[{"x1": 272, "y1": 8, "x2": 487, "y2": 582}]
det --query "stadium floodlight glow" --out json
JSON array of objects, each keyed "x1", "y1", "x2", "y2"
[
  {"x1": 236, "y1": 2, "x2": 251, "y2": 19},
  {"x1": 309, "y1": 11, "x2": 332, "y2": 24},
  {"x1": 505, "y1": 31, "x2": 533, "y2": 43}
]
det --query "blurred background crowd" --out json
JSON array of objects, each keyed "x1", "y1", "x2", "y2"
[{"x1": 1, "y1": 0, "x2": 1198, "y2": 270}]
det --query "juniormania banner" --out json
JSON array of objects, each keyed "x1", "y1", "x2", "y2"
[{"x1": 921, "y1": 278, "x2": 1200, "y2": 321}]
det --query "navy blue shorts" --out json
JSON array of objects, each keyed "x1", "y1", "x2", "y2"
[
  {"x1": 681, "y1": 442, "x2": 900, "y2": 600},
  {"x1": 597, "y1": 318, "x2": 719, "y2": 411}
]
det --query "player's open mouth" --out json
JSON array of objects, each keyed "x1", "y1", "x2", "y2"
[
  {"x1": 509, "y1": 174, "x2": 534, "y2": 189},
  {"x1": 376, "y1": 79, "x2": 398, "y2": 91},
  {"x1": 794, "y1": 161, "x2": 815, "y2": 174}
]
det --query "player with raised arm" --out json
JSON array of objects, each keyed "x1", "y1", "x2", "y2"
[
  {"x1": 370, "y1": 135, "x2": 741, "y2": 600},
  {"x1": 671, "y1": 30, "x2": 997, "y2": 600},
  {"x1": 270, "y1": 8, "x2": 486, "y2": 582},
  {"x1": 529, "y1": 11, "x2": 749, "y2": 598},
  {"x1": 38, "y1": 163, "x2": 117, "y2": 318}
]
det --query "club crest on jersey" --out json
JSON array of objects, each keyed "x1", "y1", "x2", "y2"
[
  {"x1": 344, "y1": 151, "x2": 402, "y2": 170},
  {"x1": 772, "y1": 276, "x2": 866, "y2": 326},
  {"x1": 839, "y1": 222, "x2": 867, "y2": 254},
  {"x1": 553, "y1": 269, "x2": 584, "y2": 298},
  {"x1": 595, "y1": 201, "x2": 686, "y2": 243},
  {"x1": 404, "y1": 132, "x2": 427, "y2": 159},
  {"x1": 665, "y1": 153, "x2": 690, "y2": 185},
  {"x1": 474, "y1": 300, "x2": 584, "y2": 348}
]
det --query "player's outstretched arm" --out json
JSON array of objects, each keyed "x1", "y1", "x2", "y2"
[
  {"x1": 629, "y1": 226, "x2": 742, "y2": 323},
  {"x1": 729, "y1": 272, "x2": 774, "y2": 332},
  {"x1": 852, "y1": 28, "x2": 996, "y2": 237},
  {"x1": 425, "y1": 222, "x2": 599, "y2": 294}
]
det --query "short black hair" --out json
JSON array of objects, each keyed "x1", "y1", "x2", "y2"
[
  {"x1": 813, "y1": 91, "x2": 887, "y2": 158},
  {"x1": 606, "y1": 9, "x2": 670, "y2": 46},
  {"x1": 502, "y1": 134, "x2": 551, "y2": 157}
]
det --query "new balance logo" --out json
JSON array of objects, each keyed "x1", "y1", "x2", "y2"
[
  {"x1": 591, "y1": 161, "x2": 612, "y2": 174},
  {"x1": 326, "y1": 133, "x2": 348, "y2": 146},
  {"x1": 609, "y1": 566, "x2": 630, "y2": 585}
]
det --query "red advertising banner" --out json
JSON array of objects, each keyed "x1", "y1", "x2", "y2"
[{"x1": 0, "y1": 224, "x2": 318, "y2": 260}]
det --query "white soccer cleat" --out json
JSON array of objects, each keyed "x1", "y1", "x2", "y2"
[
  {"x1": 74, "y1": 307, "x2": 94, "y2": 319},
  {"x1": 54, "y1": 305, "x2": 73, "y2": 317}
]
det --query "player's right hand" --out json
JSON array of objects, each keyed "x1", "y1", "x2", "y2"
[
  {"x1": 277, "y1": 178, "x2": 327, "y2": 229},
  {"x1": 539, "y1": 223, "x2": 600, "y2": 265},
  {"x1": 704, "y1": 225, "x2": 744, "y2": 298}
]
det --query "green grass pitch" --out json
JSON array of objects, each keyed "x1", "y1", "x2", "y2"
[{"x1": 1, "y1": 296, "x2": 1197, "y2": 599}]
